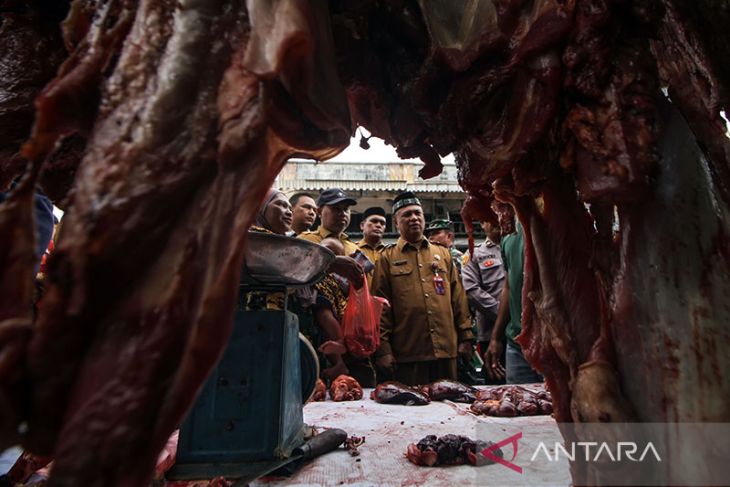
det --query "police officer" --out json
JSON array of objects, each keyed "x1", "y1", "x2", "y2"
[
  {"x1": 425, "y1": 219, "x2": 465, "y2": 273},
  {"x1": 461, "y1": 219, "x2": 505, "y2": 383},
  {"x1": 371, "y1": 192, "x2": 473, "y2": 385}
]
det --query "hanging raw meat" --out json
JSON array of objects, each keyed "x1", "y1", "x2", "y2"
[
  {"x1": 0, "y1": 1, "x2": 728, "y2": 485},
  {"x1": 1, "y1": 0, "x2": 350, "y2": 485}
]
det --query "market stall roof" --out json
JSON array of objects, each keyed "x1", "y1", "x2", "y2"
[{"x1": 281, "y1": 178, "x2": 463, "y2": 193}]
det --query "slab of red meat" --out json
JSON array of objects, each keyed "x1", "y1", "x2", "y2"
[
  {"x1": 331, "y1": 1, "x2": 729, "y2": 483},
  {"x1": 0, "y1": 3, "x2": 68, "y2": 189},
  {"x1": 329, "y1": 374, "x2": 363, "y2": 402},
  {"x1": 1, "y1": 1, "x2": 729, "y2": 486},
  {"x1": 406, "y1": 434, "x2": 503, "y2": 467},
  {"x1": 2, "y1": 1, "x2": 350, "y2": 485},
  {"x1": 420, "y1": 379, "x2": 476, "y2": 403},
  {"x1": 311, "y1": 378, "x2": 327, "y2": 402},
  {"x1": 370, "y1": 381, "x2": 430, "y2": 405},
  {"x1": 0, "y1": 6, "x2": 71, "y2": 445}
]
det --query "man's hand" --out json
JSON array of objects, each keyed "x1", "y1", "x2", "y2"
[
  {"x1": 457, "y1": 341, "x2": 474, "y2": 363},
  {"x1": 329, "y1": 255, "x2": 364, "y2": 288},
  {"x1": 375, "y1": 354, "x2": 396, "y2": 374},
  {"x1": 318, "y1": 340, "x2": 347, "y2": 355},
  {"x1": 485, "y1": 339, "x2": 505, "y2": 380}
]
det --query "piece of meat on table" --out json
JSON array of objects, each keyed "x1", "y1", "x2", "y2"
[
  {"x1": 406, "y1": 434, "x2": 504, "y2": 467},
  {"x1": 329, "y1": 375, "x2": 363, "y2": 402},
  {"x1": 370, "y1": 381, "x2": 430, "y2": 405},
  {"x1": 311, "y1": 378, "x2": 327, "y2": 402},
  {"x1": 471, "y1": 385, "x2": 552, "y2": 417},
  {"x1": 420, "y1": 379, "x2": 477, "y2": 402}
]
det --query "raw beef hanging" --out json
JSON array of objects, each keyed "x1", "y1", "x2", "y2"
[
  {"x1": 1, "y1": 0, "x2": 350, "y2": 485},
  {"x1": 0, "y1": 1, "x2": 728, "y2": 485},
  {"x1": 328, "y1": 1, "x2": 730, "y2": 483}
]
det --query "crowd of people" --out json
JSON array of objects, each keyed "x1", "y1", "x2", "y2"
[
  {"x1": 2, "y1": 183, "x2": 540, "y2": 478},
  {"x1": 251, "y1": 187, "x2": 542, "y2": 387}
]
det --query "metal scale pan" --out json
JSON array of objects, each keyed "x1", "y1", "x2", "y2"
[{"x1": 241, "y1": 232, "x2": 336, "y2": 287}]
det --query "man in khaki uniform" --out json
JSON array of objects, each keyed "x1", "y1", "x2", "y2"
[
  {"x1": 356, "y1": 206, "x2": 387, "y2": 265},
  {"x1": 299, "y1": 188, "x2": 374, "y2": 385},
  {"x1": 299, "y1": 188, "x2": 359, "y2": 255},
  {"x1": 371, "y1": 192, "x2": 473, "y2": 385},
  {"x1": 356, "y1": 207, "x2": 386, "y2": 286}
]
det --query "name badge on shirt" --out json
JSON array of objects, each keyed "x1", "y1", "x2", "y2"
[{"x1": 433, "y1": 275, "x2": 446, "y2": 295}]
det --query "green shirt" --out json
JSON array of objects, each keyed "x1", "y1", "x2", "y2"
[{"x1": 501, "y1": 224, "x2": 524, "y2": 347}]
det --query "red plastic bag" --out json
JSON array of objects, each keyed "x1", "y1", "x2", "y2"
[{"x1": 342, "y1": 280, "x2": 389, "y2": 358}]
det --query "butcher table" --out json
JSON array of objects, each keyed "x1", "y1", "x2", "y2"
[{"x1": 253, "y1": 387, "x2": 570, "y2": 486}]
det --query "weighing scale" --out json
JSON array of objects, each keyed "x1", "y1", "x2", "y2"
[{"x1": 167, "y1": 233, "x2": 338, "y2": 482}]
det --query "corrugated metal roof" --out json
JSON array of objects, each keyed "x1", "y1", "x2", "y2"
[
  {"x1": 289, "y1": 158, "x2": 457, "y2": 166},
  {"x1": 280, "y1": 179, "x2": 407, "y2": 191},
  {"x1": 279, "y1": 179, "x2": 463, "y2": 193},
  {"x1": 407, "y1": 182, "x2": 463, "y2": 193}
]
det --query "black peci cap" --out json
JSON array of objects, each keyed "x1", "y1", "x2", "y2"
[
  {"x1": 362, "y1": 206, "x2": 386, "y2": 220},
  {"x1": 392, "y1": 191, "x2": 421, "y2": 214}
]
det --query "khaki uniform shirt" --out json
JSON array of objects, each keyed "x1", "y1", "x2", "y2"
[
  {"x1": 356, "y1": 239, "x2": 385, "y2": 265},
  {"x1": 298, "y1": 226, "x2": 359, "y2": 255},
  {"x1": 371, "y1": 237, "x2": 473, "y2": 363},
  {"x1": 357, "y1": 239, "x2": 384, "y2": 287}
]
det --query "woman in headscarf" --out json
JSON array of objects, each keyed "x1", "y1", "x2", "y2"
[
  {"x1": 244, "y1": 189, "x2": 294, "y2": 310},
  {"x1": 251, "y1": 188, "x2": 293, "y2": 235},
  {"x1": 246, "y1": 187, "x2": 366, "y2": 347}
]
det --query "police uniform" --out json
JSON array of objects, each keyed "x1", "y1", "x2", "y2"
[
  {"x1": 461, "y1": 238, "x2": 505, "y2": 344},
  {"x1": 371, "y1": 237, "x2": 473, "y2": 385}
]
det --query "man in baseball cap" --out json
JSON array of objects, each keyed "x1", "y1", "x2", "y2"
[
  {"x1": 316, "y1": 188, "x2": 358, "y2": 207},
  {"x1": 299, "y1": 188, "x2": 358, "y2": 255},
  {"x1": 300, "y1": 188, "x2": 376, "y2": 385}
]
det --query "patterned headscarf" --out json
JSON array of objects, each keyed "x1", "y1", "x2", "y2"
[{"x1": 255, "y1": 188, "x2": 285, "y2": 231}]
